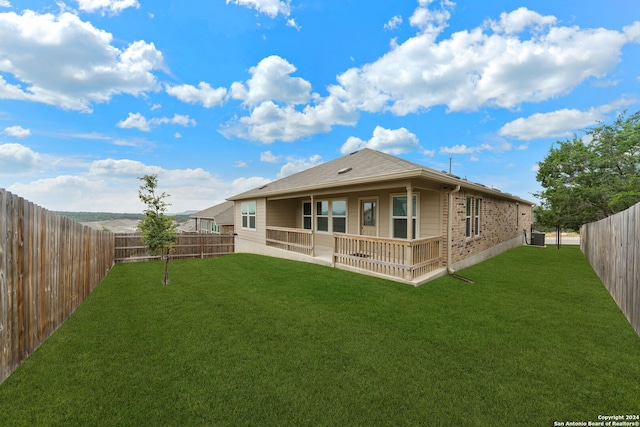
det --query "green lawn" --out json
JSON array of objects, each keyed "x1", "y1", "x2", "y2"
[{"x1": 1, "y1": 246, "x2": 639, "y2": 426}]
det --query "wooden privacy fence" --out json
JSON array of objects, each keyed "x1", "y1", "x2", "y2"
[
  {"x1": 115, "y1": 233, "x2": 234, "y2": 262},
  {"x1": 580, "y1": 202, "x2": 640, "y2": 336},
  {"x1": 0, "y1": 189, "x2": 115, "y2": 384}
]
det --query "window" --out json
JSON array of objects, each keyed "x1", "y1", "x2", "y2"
[
  {"x1": 466, "y1": 197, "x2": 472, "y2": 238},
  {"x1": 362, "y1": 201, "x2": 376, "y2": 226},
  {"x1": 316, "y1": 201, "x2": 329, "y2": 232},
  {"x1": 332, "y1": 200, "x2": 346, "y2": 233},
  {"x1": 392, "y1": 195, "x2": 417, "y2": 239},
  {"x1": 201, "y1": 219, "x2": 221, "y2": 234},
  {"x1": 474, "y1": 198, "x2": 481, "y2": 237},
  {"x1": 316, "y1": 199, "x2": 347, "y2": 233},
  {"x1": 466, "y1": 196, "x2": 482, "y2": 238},
  {"x1": 241, "y1": 201, "x2": 256, "y2": 230},
  {"x1": 303, "y1": 202, "x2": 312, "y2": 230}
]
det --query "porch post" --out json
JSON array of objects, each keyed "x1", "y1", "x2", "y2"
[
  {"x1": 310, "y1": 194, "x2": 315, "y2": 257},
  {"x1": 406, "y1": 185, "x2": 413, "y2": 240},
  {"x1": 405, "y1": 184, "x2": 414, "y2": 281}
]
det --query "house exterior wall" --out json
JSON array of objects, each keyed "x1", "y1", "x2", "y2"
[
  {"x1": 234, "y1": 198, "x2": 267, "y2": 245},
  {"x1": 261, "y1": 186, "x2": 443, "y2": 248},
  {"x1": 448, "y1": 191, "x2": 533, "y2": 266}
]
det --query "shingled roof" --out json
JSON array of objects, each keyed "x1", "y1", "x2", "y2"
[
  {"x1": 190, "y1": 200, "x2": 235, "y2": 225},
  {"x1": 228, "y1": 148, "x2": 533, "y2": 205}
]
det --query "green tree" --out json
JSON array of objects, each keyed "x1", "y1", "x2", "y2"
[
  {"x1": 138, "y1": 174, "x2": 177, "y2": 285},
  {"x1": 535, "y1": 110, "x2": 640, "y2": 231}
]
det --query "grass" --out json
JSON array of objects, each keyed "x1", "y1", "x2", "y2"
[{"x1": 1, "y1": 246, "x2": 639, "y2": 426}]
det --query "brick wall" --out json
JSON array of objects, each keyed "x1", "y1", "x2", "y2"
[{"x1": 449, "y1": 191, "x2": 533, "y2": 265}]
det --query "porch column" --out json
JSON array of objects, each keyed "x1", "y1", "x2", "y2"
[
  {"x1": 405, "y1": 184, "x2": 414, "y2": 281},
  {"x1": 406, "y1": 185, "x2": 413, "y2": 241},
  {"x1": 310, "y1": 194, "x2": 315, "y2": 257}
]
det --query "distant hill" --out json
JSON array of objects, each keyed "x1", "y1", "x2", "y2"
[{"x1": 56, "y1": 212, "x2": 192, "y2": 223}]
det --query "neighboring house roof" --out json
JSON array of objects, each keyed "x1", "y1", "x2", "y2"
[
  {"x1": 190, "y1": 200, "x2": 235, "y2": 225},
  {"x1": 228, "y1": 148, "x2": 534, "y2": 205}
]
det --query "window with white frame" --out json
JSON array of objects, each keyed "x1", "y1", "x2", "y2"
[
  {"x1": 466, "y1": 196, "x2": 482, "y2": 238},
  {"x1": 316, "y1": 201, "x2": 329, "y2": 232},
  {"x1": 332, "y1": 200, "x2": 346, "y2": 233},
  {"x1": 241, "y1": 201, "x2": 256, "y2": 230},
  {"x1": 466, "y1": 197, "x2": 472, "y2": 237},
  {"x1": 392, "y1": 194, "x2": 417, "y2": 239},
  {"x1": 316, "y1": 199, "x2": 347, "y2": 233},
  {"x1": 474, "y1": 198, "x2": 481, "y2": 236},
  {"x1": 302, "y1": 202, "x2": 312, "y2": 230}
]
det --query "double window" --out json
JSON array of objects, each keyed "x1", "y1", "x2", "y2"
[
  {"x1": 466, "y1": 196, "x2": 482, "y2": 238},
  {"x1": 200, "y1": 219, "x2": 220, "y2": 234},
  {"x1": 392, "y1": 195, "x2": 417, "y2": 239},
  {"x1": 241, "y1": 201, "x2": 256, "y2": 230},
  {"x1": 309, "y1": 200, "x2": 347, "y2": 233}
]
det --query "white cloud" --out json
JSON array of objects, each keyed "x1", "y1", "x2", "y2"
[
  {"x1": 486, "y1": 7, "x2": 556, "y2": 34},
  {"x1": 231, "y1": 56, "x2": 312, "y2": 106},
  {"x1": 0, "y1": 1, "x2": 11, "y2": 8},
  {"x1": 117, "y1": 112, "x2": 196, "y2": 131},
  {"x1": 409, "y1": 0, "x2": 454, "y2": 38},
  {"x1": 0, "y1": 11, "x2": 163, "y2": 111},
  {"x1": 226, "y1": 0, "x2": 291, "y2": 18},
  {"x1": 223, "y1": 55, "x2": 359, "y2": 143},
  {"x1": 286, "y1": 18, "x2": 300, "y2": 30},
  {"x1": 221, "y1": 95, "x2": 358, "y2": 143},
  {"x1": 384, "y1": 15, "x2": 403, "y2": 30},
  {"x1": 235, "y1": 160, "x2": 248, "y2": 168},
  {"x1": 117, "y1": 112, "x2": 150, "y2": 131},
  {"x1": 499, "y1": 97, "x2": 639, "y2": 140},
  {"x1": 439, "y1": 141, "x2": 512, "y2": 155},
  {"x1": 260, "y1": 150, "x2": 281, "y2": 163},
  {"x1": 333, "y1": 5, "x2": 639, "y2": 115},
  {"x1": 75, "y1": 0, "x2": 140, "y2": 15},
  {"x1": 340, "y1": 126, "x2": 420, "y2": 155},
  {"x1": 0, "y1": 143, "x2": 40, "y2": 173},
  {"x1": 3, "y1": 125, "x2": 31, "y2": 138},
  {"x1": 276, "y1": 155, "x2": 323, "y2": 179},
  {"x1": 165, "y1": 82, "x2": 227, "y2": 108},
  {"x1": 5, "y1": 154, "x2": 268, "y2": 212},
  {"x1": 231, "y1": 176, "x2": 271, "y2": 195}
]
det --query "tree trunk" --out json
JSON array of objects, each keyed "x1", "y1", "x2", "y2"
[{"x1": 162, "y1": 250, "x2": 170, "y2": 285}]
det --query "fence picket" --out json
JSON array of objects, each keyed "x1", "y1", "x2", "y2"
[
  {"x1": 114, "y1": 233, "x2": 234, "y2": 262},
  {"x1": 0, "y1": 189, "x2": 115, "y2": 384},
  {"x1": 581, "y1": 202, "x2": 640, "y2": 337}
]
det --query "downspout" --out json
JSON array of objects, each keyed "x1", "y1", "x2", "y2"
[{"x1": 447, "y1": 185, "x2": 461, "y2": 274}]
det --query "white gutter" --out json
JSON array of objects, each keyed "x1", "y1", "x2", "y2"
[{"x1": 447, "y1": 185, "x2": 461, "y2": 274}]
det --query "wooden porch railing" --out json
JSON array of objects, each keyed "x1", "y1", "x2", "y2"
[
  {"x1": 266, "y1": 226, "x2": 313, "y2": 256},
  {"x1": 333, "y1": 234, "x2": 443, "y2": 281}
]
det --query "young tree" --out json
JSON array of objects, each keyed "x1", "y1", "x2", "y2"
[
  {"x1": 138, "y1": 174, "x2": 177, "y2": 285},
  {"x1": 535, "y1": 110, "x2": 640, "y2": 230}
]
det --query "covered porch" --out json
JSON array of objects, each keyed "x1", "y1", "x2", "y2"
[{"x1": 265, "y1": 226, "x2": 445, "y2": 285}]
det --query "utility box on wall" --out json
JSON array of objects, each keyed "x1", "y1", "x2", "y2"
[{"x1": 531, "y1": 232, "x2": 546, "y2": 246}]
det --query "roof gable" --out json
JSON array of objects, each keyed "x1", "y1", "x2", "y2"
[{"x1": 190, "y1": 200, "x2": 235, "y2": 224}]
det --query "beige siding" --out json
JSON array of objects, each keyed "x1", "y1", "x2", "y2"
[
  {"x1": 419, "y1": 191, "x2": 441, "y2": 237},
  {"x1": 234, "y1": 198, "x2": 266, "y2": 245},
  {"x1": 267, "y1": 199, "x2": 298, "y2": 228}
]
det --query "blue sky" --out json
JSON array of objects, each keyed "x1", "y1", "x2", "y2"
[{"x1": 1, "y1": 0, "x2": 639, "y2": 213}]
